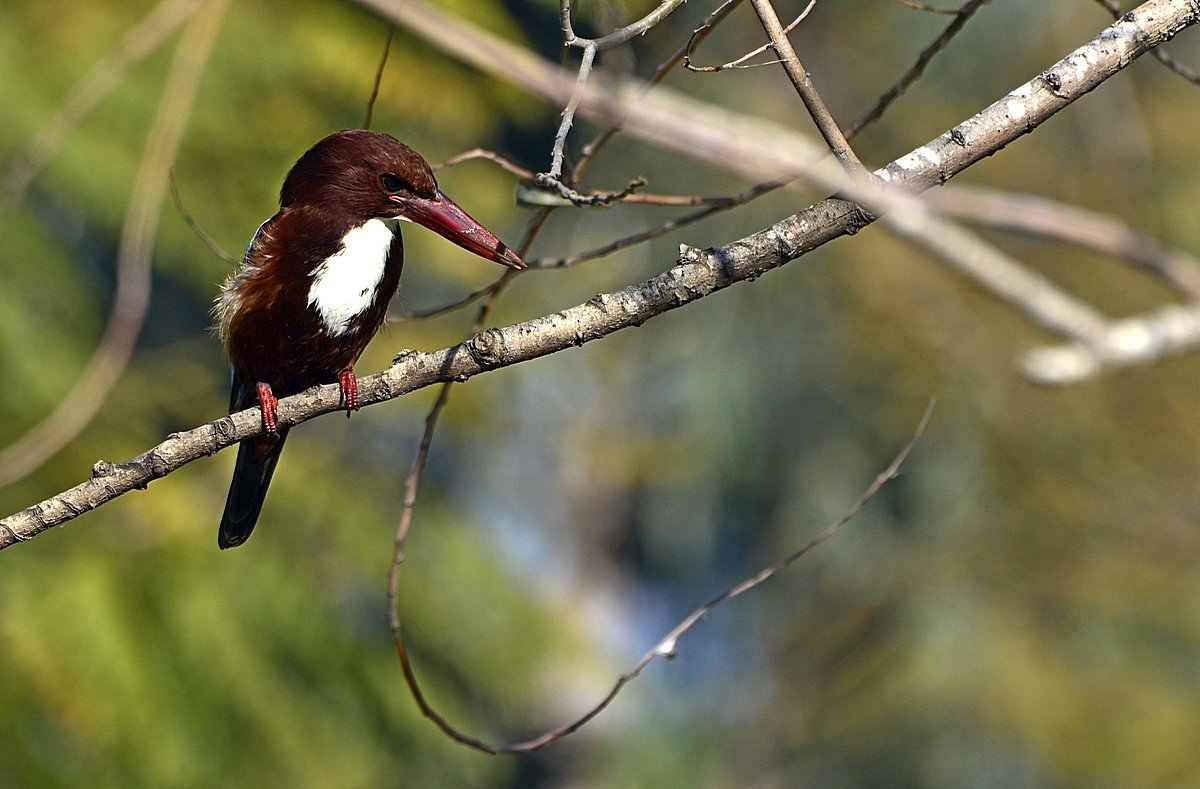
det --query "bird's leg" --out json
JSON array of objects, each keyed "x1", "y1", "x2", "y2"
[
  {"x1": 256, "y1": 382, "x2": 280, "y2": 437},
  {"x1": 337, "y1": 368, "x2": 358, "y2": 417}
]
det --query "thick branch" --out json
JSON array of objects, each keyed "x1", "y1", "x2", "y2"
[
  {"x1": 0, "y1": 227, "x2": 850, "y2": 547},
  {"x1": 3, "y1": 0, "x2": 1196, "y2": 548},
  {"x1": 1023, "y1": 303, "x2": 1200, "y2": 384},
  {"x1": 355, "y1": 0, "x2": 1198, "y2": 198}
]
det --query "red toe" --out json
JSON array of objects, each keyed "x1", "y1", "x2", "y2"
[
  {"x1": 256, "y1": 382, "x2": 279, "y2": 435},
  {"x1": 337, "y1": 369, "x2": 358, "y2": 412}
]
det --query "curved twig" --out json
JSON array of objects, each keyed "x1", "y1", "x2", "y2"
[
  {"x1": 0, "y1": 0, "x2": 230, "y2": 489},
  {"x1": 0, "y1": 0, "x2": 207, "y2": 231},
  {"x1": 389, "y1": 401, "x2": 934, "y2": 753},
  {"x1": 4, "y1": 0, "x2": 1197, "y2": 542},
  {"x1": 847, "y1": 0, "x2": 993, "y2": 139},
  {"x1": 685, "y1": 0, "x2": 816, "y2": 73}
]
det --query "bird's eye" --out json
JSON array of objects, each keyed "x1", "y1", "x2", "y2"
[{"x1": 381, "y1": 173, "x2": 407, "y2": 193}]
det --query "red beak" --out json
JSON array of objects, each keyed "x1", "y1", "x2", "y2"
[{"x1": 392, "y1": 190, "x2": 525, "y2": 269}]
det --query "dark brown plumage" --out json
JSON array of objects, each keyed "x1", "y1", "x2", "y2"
[{"x1": 214, "y1": 129, "x2": 523, "y2": 549}]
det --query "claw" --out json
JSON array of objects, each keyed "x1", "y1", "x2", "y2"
[
  {"x1": 256, "y1": 382, "x2": 280, "y2": 436},
  {"x1": 338, "y1": 368, "x2": 358, "y2": 416}
]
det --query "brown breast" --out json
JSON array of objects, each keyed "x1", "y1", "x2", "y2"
[{"x1": 217, "y1": 204, "x2": 404, "y2": 398}]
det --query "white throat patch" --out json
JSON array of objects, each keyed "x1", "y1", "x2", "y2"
[{"x1": 308, "y1": 218, "x2": 397, "y2": 336}]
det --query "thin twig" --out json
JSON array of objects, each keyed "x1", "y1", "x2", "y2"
[
  {"x1": 532, "y1": 172, "x2": 647, "y2": 206},
  {"x1": 391, "y1": 278, "x2": 502, "y2": 321},
  {"x1": 890, "y1": 0, "x2": 959, "y2": 12},
  {"x1": 0, "y1": 0, "x2": 230, "y2": 489},
  {"x1": 578, "y1": 0, "x2": 746, "y2": 178},
  {"x1": 547, "y1": 42, "x2": 596, "y2": 180},
  {"x1": 169, "y1": 170, "x2": 235, "y2": 264},
  {"x1": 529, "y1": 177, "x2": 790, "y2": 269},
  {"x1": 430, "y1": 149, "x2": 788, "y2": 273},
  {"x1": 685, "y1": 0, "x2": 817, "y2": 72},
  {"x1": 389, "y1": 400, "x2": 934, "y2": 753},
  {"x1": 748, "y1": 0, "x2": 866, "y2": 173},
  {"x1": 560, "y1": 0, "x2": 690, "y2": 49},
  {"x1": 364, "y1": 23, "x2": 398, "y2": 128},
  {"x1": 388, "y1": 269, "x2": 522, "y2": 750},
  {"x1": 543, "y1": 0, "x2": 693, "y2": 191},
  {"x1": 847, "y1": 0, "x2": 992, "y2": 139},
  {"x1": 434, "y1": 148, "x2": 532, "y2": 177},
  {"x1": 394, "y1": 206, "x2": 556, "y2": 321},
  {"x1": 439, "y1": 149, "x2": 747, "y2": 208},
  {"x1": 0, "y1": 0, "x2": 207, "y2": 233}
]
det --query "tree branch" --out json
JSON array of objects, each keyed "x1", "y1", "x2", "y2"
[
  {"x1": 390, "y1": 401, "x2": 935, "y2": 754},
  {"x1": 3, "y1": 0, "x2": 1196, "y2": 548},
  {"x1": 1023, "y1": 303, "x2": 1200, "y2": 384},
  {"x1": 0, "y1": 0, "x2": 230, "y2": 489},
  {"x1": 748, "y1": 0, "x2": 865, "y2": 172},
  {"x1": 0, "y1": 0, "x2": 208, "y2": 231}
]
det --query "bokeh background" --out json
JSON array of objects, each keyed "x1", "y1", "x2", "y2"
[{"x1": 3, "y1": 1, "x2": 1200, "y2": 786}]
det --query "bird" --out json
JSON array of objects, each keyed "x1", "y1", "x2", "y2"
[{"x1": 213, "y1": 129, "x2": 524, "y2": 549}]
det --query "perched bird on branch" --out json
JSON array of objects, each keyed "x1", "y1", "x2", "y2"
[{"x1": 214, "y1": 129, "x2": 524, "y2": 549}]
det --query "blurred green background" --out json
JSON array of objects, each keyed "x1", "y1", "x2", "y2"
[{"x1": 3, "y1": 0, "x2": 1200, "y2": 786}]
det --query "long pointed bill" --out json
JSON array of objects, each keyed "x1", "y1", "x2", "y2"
[{"x1": 391, "y1": 190, "x2": 525, "y2": 269}]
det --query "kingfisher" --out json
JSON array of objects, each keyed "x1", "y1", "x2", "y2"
[{"x1": 213, "y1": 129, "x2": 524, "y2": 549}]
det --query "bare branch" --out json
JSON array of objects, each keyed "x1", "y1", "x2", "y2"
[
  {"x1": 847, "y1": 0, "x2": 993, "y2": 139},
  {"x1": 577, "y1": 0, "x2": 744, "y2": 178},
  {"x1": 0, "y1": 0, "x2": 230, "y2": 489},
  {"x1": 433, "y1": 147, "x2": 531, "y2": 178},
  {"x1": 1024, "y1": 304, "x2": 1200, "y2": 384},
  {"x1": 890, "y1": 0, "x2": 961, "y2": 12},
  {"x1": 547, "y1": 41, "x2": 596, "y2": 180},
  {"x1": 532, "y1": 171, "x2": 647, "y2": 206},
  {"x1": 390, "y1": 278, "x2": 500, "y2": 321},
  {"x1": 685, "y1": 0, "x2": 815, "y2": 72},
  {"x1": 353, "y1": 0, "x2": 1195, "y2": 198},
  {"x1": 926, "y1": 186, "x2": 1200, "y2": 300},
  {"x1": 388, "y1": 268, "x2": 520, "y2": 751},
  {"x1": 885, "y1": 207, "x2": 1112, "y2": 344},
  {"x1": 0, "y1": 0, "x2": 207, "y2": 232},
  {"x1": 169, "y1": 171, "x2": 235, "y2": 265},
  {"x1": 528, "y1": 177, "x2": 790, "y2": 269},
  {"x1": 545, "y1": 0, "x2": 700, "y2": 193},
  {"x1": 748, "y1": 0, "x2": 865, "y2": 172},
  {"x1": 1092, "y1": 0, "x2": 1200, "y2": 83},
  {"x1": 388, "y1": 400, "x2": 934, "y2": 754},
  {"x1": 560, "y1": 0, "x2": 689, "y2": 49},
  {"x1": 5, "y1": 0, "x2": 1197, "y2": 544},
  {"x1": 364, "y1": 22, "x2": 397, "y2": 129}
]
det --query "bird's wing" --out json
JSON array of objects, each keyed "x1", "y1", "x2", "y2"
[{"x1": 229, "y1": 371, "x2": 252, "y2": 414}]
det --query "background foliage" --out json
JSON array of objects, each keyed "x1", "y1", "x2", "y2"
[{"x1": 3, "y1": 1, "x2": 1200, "y2": 786}]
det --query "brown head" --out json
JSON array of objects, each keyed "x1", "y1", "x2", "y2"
[{"x1": 279, "y1": 129, "x2": 524, "y2": 268}]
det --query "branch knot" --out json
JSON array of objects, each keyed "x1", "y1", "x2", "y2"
[{"x1": 468, "y1": 328, "x2": 510, "y2": 368}]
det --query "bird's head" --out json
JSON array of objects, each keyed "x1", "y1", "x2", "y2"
[{"x1": 280, "y1": 129, "x2": 525, "y2": 269}]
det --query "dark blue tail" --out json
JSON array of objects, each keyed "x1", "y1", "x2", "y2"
[{"x1": 218, "y1": 432, "x2": 287, "y2": 549}]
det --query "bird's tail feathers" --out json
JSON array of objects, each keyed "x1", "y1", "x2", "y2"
[{"x1": 218, "y1": 432, "x2": 288, "y2": 549}]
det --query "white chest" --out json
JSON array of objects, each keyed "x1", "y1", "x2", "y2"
[{"x1": 307, "y1": 218, "x2": 397, "y2": 336}]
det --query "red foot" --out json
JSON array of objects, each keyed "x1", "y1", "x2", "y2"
[
  {"x1": 256, "y1": 382, "x2": 280, "y2": 436},
  {"x1": 338, "y1": 368, "x2": 358, "y2": 414}
]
